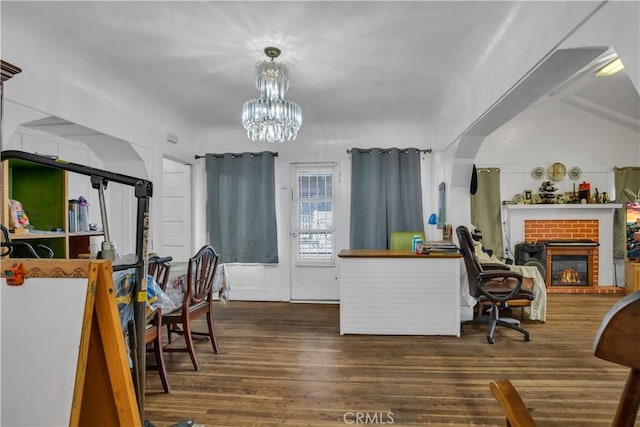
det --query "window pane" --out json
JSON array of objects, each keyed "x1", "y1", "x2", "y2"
[
  {"x1": 299, "y1": 201, "x2": 333, "y2": 230},
  {"x1": 298, "y1": 170, "x2": 332, "y2": 199},
  {"x1": 298, "y1": 232, "x2": 333, "y2": 261}
]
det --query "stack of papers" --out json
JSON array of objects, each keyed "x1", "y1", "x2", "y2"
[{"x1": 423, "y1": 241, "x2": 459, "y2": 254}]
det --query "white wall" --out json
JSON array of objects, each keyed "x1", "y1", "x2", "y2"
[
  {"x1": 191, "y1": 121, "x2": 436, "y2": 300},
  {"x1": 475, "y1": 98, "x2": 639, "y2": 203}
]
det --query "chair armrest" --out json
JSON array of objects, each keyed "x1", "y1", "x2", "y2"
[
  {"x1": 477, "y1": 271, "x2": 525, "y2": 302},
  {"x1": 481, "y1": 262, "x2": 511, "y2": 271},
  {"x1": 489, "y1": 380, "x2": 537, "y2": 427}
]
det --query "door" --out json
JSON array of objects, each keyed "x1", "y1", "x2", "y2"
[
  {"x1": 290, "y1": 163, "x2": 339, "y2": 301},
  {"x1": 161, "y1": 158, "x2": 192, "y2": 262}
]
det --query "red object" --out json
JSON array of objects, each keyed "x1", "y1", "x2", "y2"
[{"x1": 4, "y1": 262, "x2": 25, "y2": 286}]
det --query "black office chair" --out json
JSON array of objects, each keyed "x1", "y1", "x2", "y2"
[
  {"x1": 1, "y1": 224, "x2": 54, "y2": 258},
  {"x1": 457, "y1": 225, "x2": 535, "y2": 344}
]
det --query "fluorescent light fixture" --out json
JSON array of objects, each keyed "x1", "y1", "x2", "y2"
[{"x1": 596, "y1": 57, "x2": 624, "y2": 76}]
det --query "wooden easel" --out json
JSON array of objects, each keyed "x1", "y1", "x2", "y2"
[{"x1": 1, "y1": 259, "x2": 141, "y2": 426}]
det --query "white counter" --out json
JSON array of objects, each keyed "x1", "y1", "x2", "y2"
[{"x1": 338, "y1": 249, "x2": 461, "y2": 336}]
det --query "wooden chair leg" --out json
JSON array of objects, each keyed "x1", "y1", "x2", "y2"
[
  {"x1": 613, "y1": 368, "x2": 640, "y2": 427},
  {"x1": 183, "y1": 317, "x2": 200, "y2": 371},
  {"x1": 206, "y1": 309, "x2": 218, "y2": 354},
  {"x1": 153, "y1": 336, "x2": 170, "y2": 393}
]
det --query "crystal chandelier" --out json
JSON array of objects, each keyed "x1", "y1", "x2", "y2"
[{"x1": 242, "y1": 47, "x2": 302, "y2": 143}]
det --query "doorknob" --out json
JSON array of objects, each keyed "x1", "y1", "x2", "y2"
[{"x1": 291, "y1": 232, "x2": 297, "y2": 238}]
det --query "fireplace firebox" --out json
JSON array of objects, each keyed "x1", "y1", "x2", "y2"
[
  {"x1": 542, "y1": 240, "x2": 598, "y2": 287},
  {"x1": 550, "y1": 254, "x2": 589, "y2": 286}
]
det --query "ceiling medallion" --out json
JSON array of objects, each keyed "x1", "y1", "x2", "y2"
[{"x1": 241, "y1": 47, "x2": 303, "y2": 143}]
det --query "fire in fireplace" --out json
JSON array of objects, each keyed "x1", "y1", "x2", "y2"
[
  {"x1": 551, "y1": 254, "x2": 589, "y2": 286},
  {"x1": 542, "y1": 240, "x2": 598, "y2": 287}
]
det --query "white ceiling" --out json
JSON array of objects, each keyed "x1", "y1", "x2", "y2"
[{"x1": 2, "y1": 1, "x2": 638, "y2": 138}]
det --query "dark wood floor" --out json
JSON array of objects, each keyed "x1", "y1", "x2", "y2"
[{"x1": 145, "y1": 294, "x2": 638, "y2": 426}]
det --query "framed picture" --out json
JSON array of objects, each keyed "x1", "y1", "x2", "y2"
[{"x1": 524, "y1": 190, "x2": 532, "y2": 200}]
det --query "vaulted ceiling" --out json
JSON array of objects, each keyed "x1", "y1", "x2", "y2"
[{"x1": 2, "y1": 1, "x2": 638, "y2": 143}]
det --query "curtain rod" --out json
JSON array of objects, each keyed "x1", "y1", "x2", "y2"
[
  {"x1": 195, "y1": 152, "x2": 278, "y2": 160},
  {"x1": 346, "y1": 148, "x2": 432, "y2": 154}
]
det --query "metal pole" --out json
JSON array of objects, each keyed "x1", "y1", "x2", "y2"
[
  {"x1": 91, "y1": 176, "x2": 117, "y2": 261},
  {"x1": 133, "y1": 180, "x2": 152, "y2": 421}
]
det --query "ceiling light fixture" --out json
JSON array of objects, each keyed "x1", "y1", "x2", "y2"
[
  {"x1": 596, "y1": 57, "x2": 624, "y2": 76},
  {"x1": 242, "y1": 47, "x2": 302, "y2": 143}
]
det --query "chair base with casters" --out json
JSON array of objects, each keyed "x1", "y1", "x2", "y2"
[
  {"x1": 162, "y1": 245, "x2": 220, "y2": 371},
  {"x1": 462, "y1": 302, "x2": 530, "y2": 344}
]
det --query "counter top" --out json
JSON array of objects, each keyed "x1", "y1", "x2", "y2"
[{"x1": 338, "y1": 249, "x2": 461, "y2": 258}]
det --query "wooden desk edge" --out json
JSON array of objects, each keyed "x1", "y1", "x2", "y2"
[{"x1": 338, "y1": 249, "x2": 461, "y2": 258}]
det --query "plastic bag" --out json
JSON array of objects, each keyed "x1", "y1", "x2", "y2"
[
  {"x1": 113, "y1": 270, "x2": 178, "y2": 333},
  {"x1": 113, "y1": 269, "x2": 136, "y2": 332},
  {"x1": 147, "y1": 275, "x2": 178, "y2": 314},
  {"x1": 164, "y1": 275, "x2": 186, "y2": 308}
]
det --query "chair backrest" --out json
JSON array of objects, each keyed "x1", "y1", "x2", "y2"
[
  {"x1": 148, "y1": 255, "x2": 173, "y2": 290},
  {"x1": 389, "y1": 231, "x2": 426, "y2": 251},
  {"x1": 593, "y1": 291, "x2": 640, "y2": 426},
  {"x1": 456, "y1": 225, "x2": 484, "y2": 299},
  {"x1": 184, "y1": 245, "x2": 220, "y2": 308}
]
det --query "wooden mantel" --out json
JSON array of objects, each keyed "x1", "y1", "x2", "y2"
[{"x1": 505, "y1": 203, "x2": 621, "y2": 286}]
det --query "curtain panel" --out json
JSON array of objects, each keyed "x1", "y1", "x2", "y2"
[
  {"x1": 614, "y1": 167, "x2": 640, "y2": 259},
  {"x1": 205, "y1": 152, "x2": 278, "y2": 263},
  {"x1": 470, "y1": 167, "x2": 503, "y2": 258},
  {"x1": 350, "y1": 148, "x2": 424, "y2": 249}
]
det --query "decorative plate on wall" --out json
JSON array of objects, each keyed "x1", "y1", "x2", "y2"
[
  {"x1": 513, "y1": 193, "x2": 524, "y2": 204},
  {"x1": 569, "y1": 166, "x2": 582, "y2": 180},
  {"x1": 532, "y1": 166, "x2": 545, "y2": 179},
  {"x1": 547, "y1": 162, "x2": 567, "y2": 181}
]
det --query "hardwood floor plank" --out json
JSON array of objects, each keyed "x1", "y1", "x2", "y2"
[{"x1": 145, "y1": 294, "x2": 639, "y2": 426}]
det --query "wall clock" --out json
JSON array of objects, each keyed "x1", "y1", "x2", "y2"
[{"x1": 547, "y1": 162, "x2": 566, "y2": 181}]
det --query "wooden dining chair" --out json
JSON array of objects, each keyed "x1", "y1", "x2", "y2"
[
  {"x1": 162, "y1": 245, "x2": 220, "y2": 371},
  {"x1": 490, "y1": 291, "x2": 640, "y2": 426},
  {"x1": 148, "y1": 255, "x2": 173, "y2": 291},
  {"x1": 145, "y1": 255, "x2": 174, "y2": 393}
]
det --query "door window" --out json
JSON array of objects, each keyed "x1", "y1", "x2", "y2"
[{"x1": 295, "y1": 167, "x2": 334, "y2": 263}]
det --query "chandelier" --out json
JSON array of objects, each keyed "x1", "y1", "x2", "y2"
[{"x1": 242, "y1": 47, "x2": 302, "y2": 143}]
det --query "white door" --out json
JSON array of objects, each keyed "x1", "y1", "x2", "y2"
[
  {"x1": 161, "y1": 158, "x2": 192, "y2": 262},
  {"x1": 290, "y1": 163, "x2": 339, "y2": 301}
]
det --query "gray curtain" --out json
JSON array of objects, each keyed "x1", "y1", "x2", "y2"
[
  {"x1": 350, "y1": 148, "x2": 424, "y2": 249},
  {"x1": 470, "y1": 167, "x2": 503, "y2": 258},
  {"x1": 614, "y1": 166, "x2": 640, "y2": 259},
  {"x1": 205, "y1": 152, "x2": 278, "y2": 263}
]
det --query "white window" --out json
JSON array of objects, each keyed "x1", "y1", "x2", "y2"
[{"x1": 294, "y1": 166, "x2": 334, "y2": 263}]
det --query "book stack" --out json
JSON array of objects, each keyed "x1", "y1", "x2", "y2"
[{"x1": 423, "y1": 241, "x2": 459, "y2": 254}]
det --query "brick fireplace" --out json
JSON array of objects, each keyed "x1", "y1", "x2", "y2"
[
  {"x1": 505, "y1": 204, "x2": 621, "y2": 290},
  {"x1": 524, "y1": 219, "x2": 599, "y2": 287}
]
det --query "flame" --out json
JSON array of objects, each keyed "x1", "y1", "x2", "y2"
[{"x1": 560, "y1": 268, "x2": 581, "y2": 284}]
